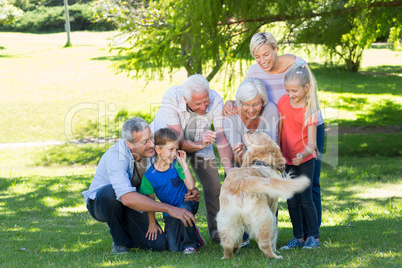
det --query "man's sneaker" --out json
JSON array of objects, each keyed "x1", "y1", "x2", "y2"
[
  {"x1": 195, "y1": 226, "x2": 206, "y2": 248},
  {"x1": 279, "y1": 238, "x2": 305, "y2": 250},
  {"x1": 183, "y1": 247, "x2": 198, "y2": 254},
  {"x1": 111, "y1": 243, "x2": 129, "y2": 254},
  {"x1": 240, "y1": 239, "x2": 250, "y2": 248},
  {"x1": 303, "y1": 236, "x2": 321, "y2": 249}
]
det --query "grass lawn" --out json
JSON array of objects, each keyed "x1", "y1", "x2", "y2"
[
  {"x1": 1, "y1": 32, "x2": 401, "y2": 267},
  {"x1": 0, "y1": 157, "x2": 400, "y2": 267}
]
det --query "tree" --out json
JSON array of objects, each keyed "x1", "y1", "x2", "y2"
[
  {"x1": 286, "y1": 0, "x2": 402, "y2": 72},
  {"x1": 93, "y1": 0, "x2": 402, "y2": 82},
  {"x1": 0, "y1": 0, "x2": 23, "y2": 25}
]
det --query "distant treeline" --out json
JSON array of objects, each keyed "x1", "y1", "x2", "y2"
[{"x1": 0, "y1": 1, "x2": 115, "y2": 32}]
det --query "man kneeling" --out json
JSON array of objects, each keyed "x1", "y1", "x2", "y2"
[{"x1": 82, "y1": 118, "x2": 199, "y2": 254}]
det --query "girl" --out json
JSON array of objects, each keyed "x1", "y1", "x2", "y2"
[{"x1": 278, "y1": 62, "x2": 321, "y2": 249}]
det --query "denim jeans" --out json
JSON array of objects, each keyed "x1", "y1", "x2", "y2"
[
  {"x1": 163, "y1": 201, "x2": 199, "y2": 251},
  {"x1": 302, "y1": 123, "x2": 325, "y2": 237},
  {"x1": 286, "y1": 159, "x2": 320, "y2": 239},
  {"x1": 87, "y1": 184, "x2": 167, "y2": 251}
]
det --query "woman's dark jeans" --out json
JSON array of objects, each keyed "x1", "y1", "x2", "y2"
[
  {"x1": 87, "y1": 184, "x2": 167, "y2": 251},
  {"x1": 286, "y1": 159, "x2": 320, "y2": 239}
]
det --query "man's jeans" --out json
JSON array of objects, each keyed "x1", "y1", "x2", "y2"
[
  {"x1": 87, "y1": 184, "x2": 167, "y2": 251},
  {"x1": 163, "y1": 201, "x2": 199, "y2": 251}
]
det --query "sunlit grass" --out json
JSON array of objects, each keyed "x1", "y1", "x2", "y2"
[{"x1": 0, "y1": 159, "x2": 401, "y2": 267}]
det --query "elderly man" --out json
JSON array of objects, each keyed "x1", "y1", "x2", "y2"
[
  {"x1": 150, "y1": 74, "x2": 233, "y2": 243},
  {"x1": 83, "y1": 117, "x2": 198, "y2": 254}
]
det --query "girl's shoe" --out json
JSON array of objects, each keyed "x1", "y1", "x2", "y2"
[
  {"x1": 279, "y1": 238, "x2": 304, "y2": 250},
  {"x1": 303, "y1": 236, "x2": 321, "y2": 249}
]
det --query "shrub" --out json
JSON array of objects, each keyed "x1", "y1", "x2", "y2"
[{"x1": 0, "y1": 3, "x2": 115, "y2": 32}]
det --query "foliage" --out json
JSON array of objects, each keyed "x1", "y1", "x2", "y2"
[
  {"x1": 11, "y1": 0, "x2": 94, "y2": 11},
  {"x1": 92, "y1": 0, "x2": 264, "y2": 83},
  {"x1": 0, "y1": 0, "x2": 23, "y2": 24},
  {"x1": 288, "y1": 0, "x2": 402, "y2": 72},
  {"x1": 0, "y1": 3, "x2": 115, "y2": 32},
  {"x1": 92, "y1": 0, "x2": 402, "y2": 84}
]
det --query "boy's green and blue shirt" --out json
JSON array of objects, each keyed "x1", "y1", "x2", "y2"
[{"x1": 140, "y1": 159, "x2": 187, "y2": 216}]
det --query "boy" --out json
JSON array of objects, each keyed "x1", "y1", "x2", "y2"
[{"x1": 140, "y1": 128, "x2": 205, "y2": 254}]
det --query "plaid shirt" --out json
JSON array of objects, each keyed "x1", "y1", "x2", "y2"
[{"x1": 150, "y1": 85, "x2": 224, "y2": 160}]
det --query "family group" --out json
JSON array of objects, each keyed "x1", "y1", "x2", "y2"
[{"x1": 82, "y1": 32, "x2": 325, "y2": 255}]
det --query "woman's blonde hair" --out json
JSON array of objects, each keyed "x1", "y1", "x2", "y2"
[
  {"x1": 284, "y1": 62, "x2": 319, "y2": 126},
  {"x1": 249, "y1": 32, "x2": 278, "y2": 58}
]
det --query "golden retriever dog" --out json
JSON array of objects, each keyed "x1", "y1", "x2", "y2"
[{"x1": 216, "y1": 132, "x2": 310, "y2": 259}]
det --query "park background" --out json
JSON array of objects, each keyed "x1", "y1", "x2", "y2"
[{"x1": 1, "y1": 0, "x2": 401, "y2": 267}]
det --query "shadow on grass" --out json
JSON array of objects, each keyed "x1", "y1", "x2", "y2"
[
  {"x1": 310, "y1": 63, "x2": 402, "y2": 95},
  {"x1": 336, "y1": 100, "x2": 402, "y2": 127},
  {"x1": 0, "y1": 158, "x2": 400, "y2": 266},
  {"x1": 362, "y1": 65, "x2": 402, "y2": 76},
  {"x1": 91, "y1": 55, "x2": 127, "y2": 61}
]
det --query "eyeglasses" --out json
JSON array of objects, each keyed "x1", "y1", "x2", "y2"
[{"x1": 240, "y1": 101, "x2": 263, "y2": 109}]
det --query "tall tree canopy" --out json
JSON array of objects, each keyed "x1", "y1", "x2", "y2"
[
  {"x1": 0, "y1": 0, "x2": 23, "y2": 24},
  {"x1": 94, "y1": 0, "x2": 402, "y2": 83}
]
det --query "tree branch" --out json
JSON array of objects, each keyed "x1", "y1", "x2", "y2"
[{"x1": 223, "y1": 1, "x2": 402, "y2": 25}]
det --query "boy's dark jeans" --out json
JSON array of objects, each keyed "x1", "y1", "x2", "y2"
[
  {"x1": 87, "y1": 184, "x2": 167, "y2": 251},
  {"x1": 164, "y1": 201, "x2": 199, "y2": 251}
]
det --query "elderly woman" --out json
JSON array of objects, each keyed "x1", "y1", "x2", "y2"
[
  {"x1": 224, "y1": 32, "x2": 325, "y2": 236},
  {"x1": 223, "y1": 77, "x2": 279, "y2": 167}
]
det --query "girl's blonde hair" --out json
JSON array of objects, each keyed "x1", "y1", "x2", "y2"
[{"x1": 284, "y1": 62, "x2": 319, "y2": 126}]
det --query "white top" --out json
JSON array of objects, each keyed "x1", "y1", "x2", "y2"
[
  {"x1": 150, "y1": 85, "x2": 224, "y2": 160},
  {"x1": 223, "y1": 100, "x2": 279, "y2": 147}
]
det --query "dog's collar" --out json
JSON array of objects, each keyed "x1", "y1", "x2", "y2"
[{"x1": 251, "y1": 161, "x2": 275, "y2": 169}]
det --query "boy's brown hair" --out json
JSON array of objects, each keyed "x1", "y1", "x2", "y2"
[{"x1": 154, "y1": 127, "x2": 180, "y2": 147}]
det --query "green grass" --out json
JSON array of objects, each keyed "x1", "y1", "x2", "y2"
[{"x1": 0, "y1": 158, "x2": 400, "y2": 267}]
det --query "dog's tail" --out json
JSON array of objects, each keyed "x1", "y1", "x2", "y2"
[{"x1": 245, "y1": 175, "x2": 310, "y2": 200}]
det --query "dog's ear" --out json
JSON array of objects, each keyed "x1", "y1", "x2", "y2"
[{"x1": 242, "y1": 148, "x2": 254, "y2": 167}]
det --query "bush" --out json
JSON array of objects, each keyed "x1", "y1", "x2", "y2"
[{"x1": 0, "y1": 3, "x2": 115, "y2": 32}]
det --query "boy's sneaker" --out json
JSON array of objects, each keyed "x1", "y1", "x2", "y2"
[
  {"x1": 183, "y1": 247, "x2": 198, "y2": 254},
  {"x1": 279, "y1": 238, "x2": 305, "y2": 250},
  {"x1": 111, "y1": 243, "x2": 129, "y2": 254},
  {"x1": 195, "y1": 226, "x2": 206, "y2": 248},
  {"x1": 240, "y1": 239, "x2": 250, "y2": 248},
  {"x1": 303, "y1": 236, "x2": 321, "y2": 249}
]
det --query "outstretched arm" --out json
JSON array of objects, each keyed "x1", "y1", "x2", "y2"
[
  {"x1": 215, "y1": 126, "x2": 234, "y2": 173},
  {"x1": 120, "y1": 191, "x2": 196, "y2": 227}
]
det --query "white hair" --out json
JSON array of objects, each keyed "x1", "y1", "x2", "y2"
[
  {"x1": 121, "y1": 117, "x2": 149, "y2": 143},
  {"x1": 249, "y1": 32, "x2": 278, "y2": 58},
  {"x1": 182, "y1": 74, "x2": 210, "y2": 101},
  {"x1": 236, "y1": 78, "x2": 268, "y2": 105}
]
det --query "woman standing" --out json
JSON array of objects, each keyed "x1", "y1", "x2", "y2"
[{"x1": 223, "y1": 32, "x2": 325, "y2": 234}]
